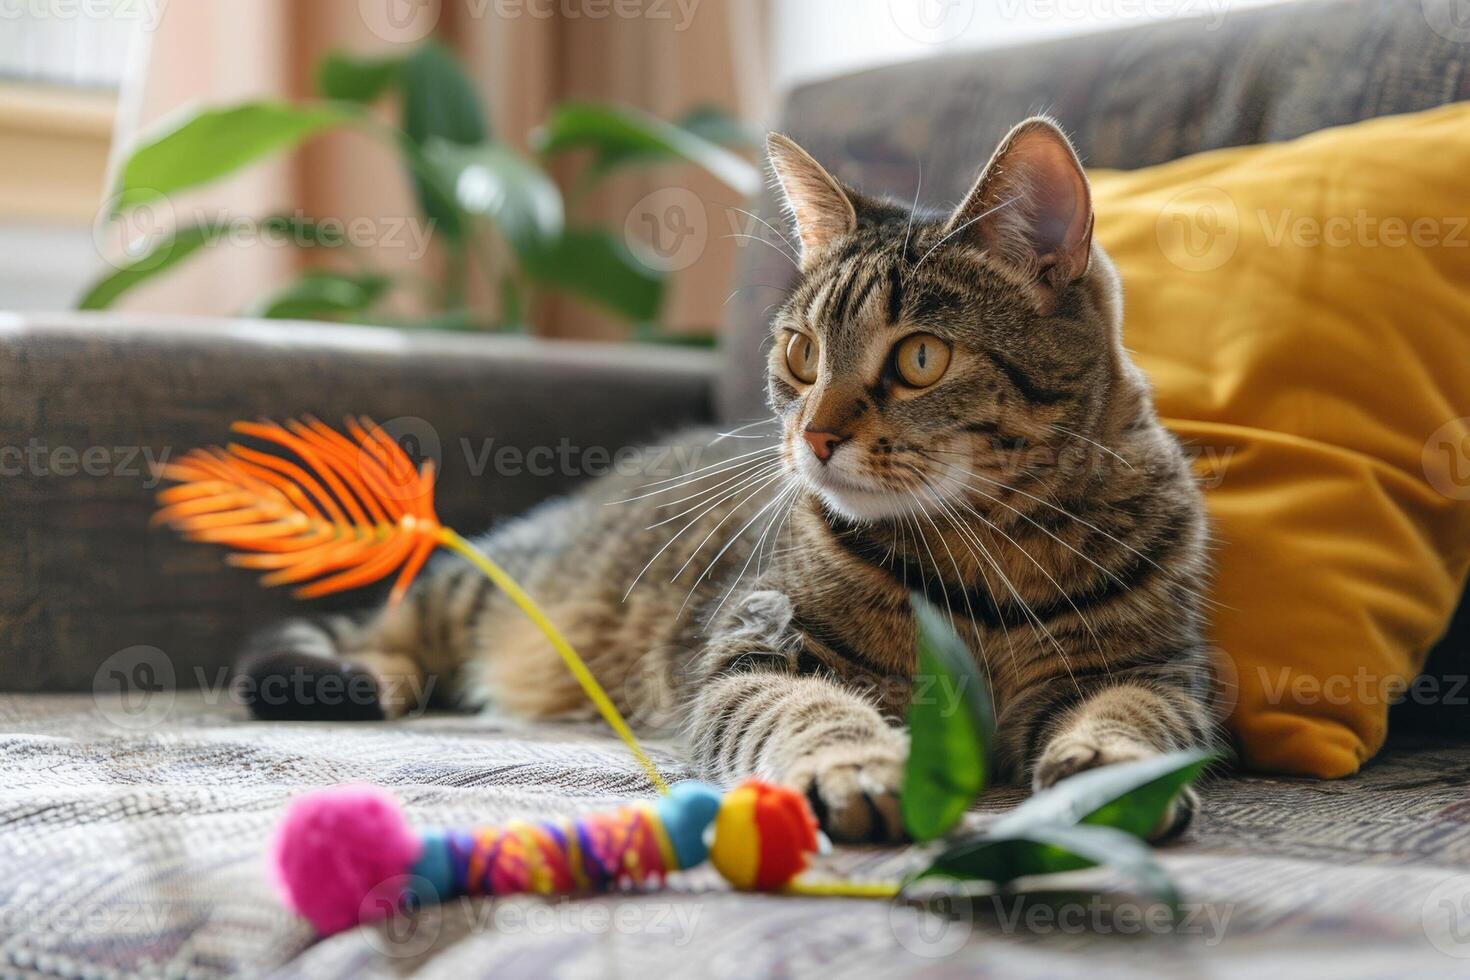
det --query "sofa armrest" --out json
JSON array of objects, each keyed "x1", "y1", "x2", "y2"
[{"x1": 0, "y1": 312, "x2": 717, "y2": 692}]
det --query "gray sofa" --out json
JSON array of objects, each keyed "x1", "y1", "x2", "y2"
[{"x1": 4, "y1": 0, "x2": 1469, "y2": 975}]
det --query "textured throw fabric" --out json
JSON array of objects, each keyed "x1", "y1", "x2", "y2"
[{"x1": 4, "y1": 694, "x2": 1470, "y2": 977}]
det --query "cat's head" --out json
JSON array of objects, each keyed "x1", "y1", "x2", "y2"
[{"x1": 765, "y1": 118, "x2": 1129, "y2": 523}]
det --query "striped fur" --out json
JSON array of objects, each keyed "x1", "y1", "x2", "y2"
[{"x1": 240, "y1": 119, "x2": 1217, "y2": 843}]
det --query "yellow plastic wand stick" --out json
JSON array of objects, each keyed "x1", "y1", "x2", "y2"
[{"x1": 438, "y1": 527, "x2": 670, "y2": 795}]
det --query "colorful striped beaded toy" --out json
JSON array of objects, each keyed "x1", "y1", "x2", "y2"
[
  {"x1": 273, "y1": 780, "x2": 825, "y2": 935},
  {"x1": 155, "y1": 418, "x2": 896, "y2": 937}
]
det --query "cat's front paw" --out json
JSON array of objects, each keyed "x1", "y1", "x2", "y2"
[
  {"x1": 1032, "y1": 735, "x2": 1197, "y2": 841},
  {"x1": 1033, "y1": 732, "x2": 1155, "y2": 789},
  {"x1": 784, "y1": 742, "x2": 907, "y2": 844}
]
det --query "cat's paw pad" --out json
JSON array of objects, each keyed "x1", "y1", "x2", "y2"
[{"x1": 787, "y1": 746, "x2": 906, "y2": 844}]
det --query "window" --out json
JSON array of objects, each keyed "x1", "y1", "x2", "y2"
[
  {"x1": 772, "y1": 0, "x2": 1306, "y2": 91},
  {"x1": 0, "y1": 4, "x2": 150, "y2": 309}
]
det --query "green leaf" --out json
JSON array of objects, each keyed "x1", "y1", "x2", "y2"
[
  {"x1": 400, "y1": 42, "x2": 487, "y2": 147},
  {"x1": 901, "y1": 593, "x2": 994, "y2": 842},
  {"x1": 317, "y1": 51, "x2": 403, "y2": 103},
  {"x1": 921, "y1": 823, "x2": 1178, "y2": 911},
  {"x1": 534, "y1": 102, "x2": 760, "y2": 195},
  {"x1": 423, "y1": 139, "x2": 564, "y2": 251},
  {"x1": 990, "y1": 749, "x2": 1213, "y2": 840},
  {"x1": 250, "y1": 270, "x2": 390, "y2": 321},
  {"x1": 520, "y1": 228, "x2": 664, "y2": 322},
  {"x1": 676, "y1": 104, "x2": 761, "y2": 148},
  {"x1": 113, "y1": 102, "x2": 356, "y2": 212},
  {"x1": 78, "y1": 221, "x2": 227, "y2": 310},
  {"x1": 397, "y1": 42, "x2": 488, "y2": 244}
]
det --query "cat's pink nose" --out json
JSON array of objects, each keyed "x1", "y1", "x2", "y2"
[{"x1": 803, "y1": 429, "x2": 847, "y2": 462}]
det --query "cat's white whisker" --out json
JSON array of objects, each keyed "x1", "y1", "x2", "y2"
[
  {"x1": 1047, "y1": 423, "x2": 1134, "y2": 470},
  {"x1": 946, "y1": 462, "x2": 1221, "y2": 610},
  {"x1": 726, "y1": 206, "x2": 803, "y2": 259},
  {"x1": 758, "y1": 481, "x2": 801, "y2": 579},
  {"x1": 907, "y1": 490, "x2": 1020, "y2": 675},
  {"x1": 668, "y1": 469, "x2": 790, "y2": 587},
  {"x1": 608, "y1": 444, "x2": 781, "y2": 500},
  {"x1": 902, "y1": 483, "x2": 994, "y2": 687},
  {"x1": 913, "y1": 196, "x2": 1021, "y2": 272},
  {"x1": 920, "y1": 465, "x2": 1110, "y2": 668},
  {"x1": 705, "y1": 481, "x2": 801, "y2": 624},
  {"x1": 925, "y1": 456, "x2": 1132, "y2": 593},
  {"x1": 719, "y1": 233, "x2": 801, "y2": 271},
  {"x1": 675, "y1": 474, "x2": 796, "y2": 616},
  {"x1": 908, "y1": 465, "x2": 1081, "y2": 694},
  {"x1": 622, "y1": 462, "x2": 785, "y2": 602},
  {"x1": 711, "y1": 417, "x2": 779, "y2": 444},
  {"x1": 901, "y1": 159, "x2": 923, "y2": 259},
  {"x1": 645, "y1": 459, "x2": 786, "y2": 524}
]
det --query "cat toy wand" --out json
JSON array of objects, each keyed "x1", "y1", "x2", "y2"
[{"x1": 153, "y1": 417, "x2": 898, "y2": 935}]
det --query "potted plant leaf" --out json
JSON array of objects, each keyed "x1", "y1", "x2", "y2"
[{"x1": 83, "y1": 41, "x2": 759, "y2": 344}]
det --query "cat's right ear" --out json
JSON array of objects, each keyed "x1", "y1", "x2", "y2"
[
  {"x1": 942, "y1": 117, "x2": 1094, "y2": 312},
  {"x1": 766, "y1": 133, "x2": 857, "y2": 268}
]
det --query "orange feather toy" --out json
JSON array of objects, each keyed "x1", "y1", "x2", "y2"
[
  {"x1": 153, "y1": 417, "x2": 441, "y2": 604},
  {"x1": 152, "y1": 415, "x2": 666, "y2": 790}
]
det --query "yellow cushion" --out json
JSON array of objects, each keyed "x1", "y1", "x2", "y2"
[{"x1": 1089, "y1": 103, "x2": 1470, "y2": 778}]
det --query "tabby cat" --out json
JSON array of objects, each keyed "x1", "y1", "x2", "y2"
[{"x1": 240, "y1": 118, "x2": 1217, "y2": 843}]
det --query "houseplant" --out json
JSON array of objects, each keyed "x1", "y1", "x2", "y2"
[{"x1": 81, "y1": 42, "x2": 760, "y2": 341}]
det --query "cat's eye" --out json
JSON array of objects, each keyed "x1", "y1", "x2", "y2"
[
  {"x1": 893, "y1": 334, "x2": 951, "y2": 388},
  {"x1": 785, "y1": 332, "x2": 820, "y2": 384}
]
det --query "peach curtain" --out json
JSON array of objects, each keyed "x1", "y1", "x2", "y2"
[{"x1": 115, "y1": 0, "x2": 770, "y2": 339}]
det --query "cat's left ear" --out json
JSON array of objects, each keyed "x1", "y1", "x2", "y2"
[
  {"x1": 766, "y1": 133, "x2": 858, "y2": 268},
  {"x1": 943, "y1": 117, "x2": 1094, "y2": 309}
]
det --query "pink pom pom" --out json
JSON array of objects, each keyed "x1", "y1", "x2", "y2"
[{"x1": 271, "y1": 784, "x2": 422, "y2": 935}]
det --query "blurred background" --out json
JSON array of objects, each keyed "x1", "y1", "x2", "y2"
[{"x1": 1, "y1": 0, "x2": 1300, "y2": 342}]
